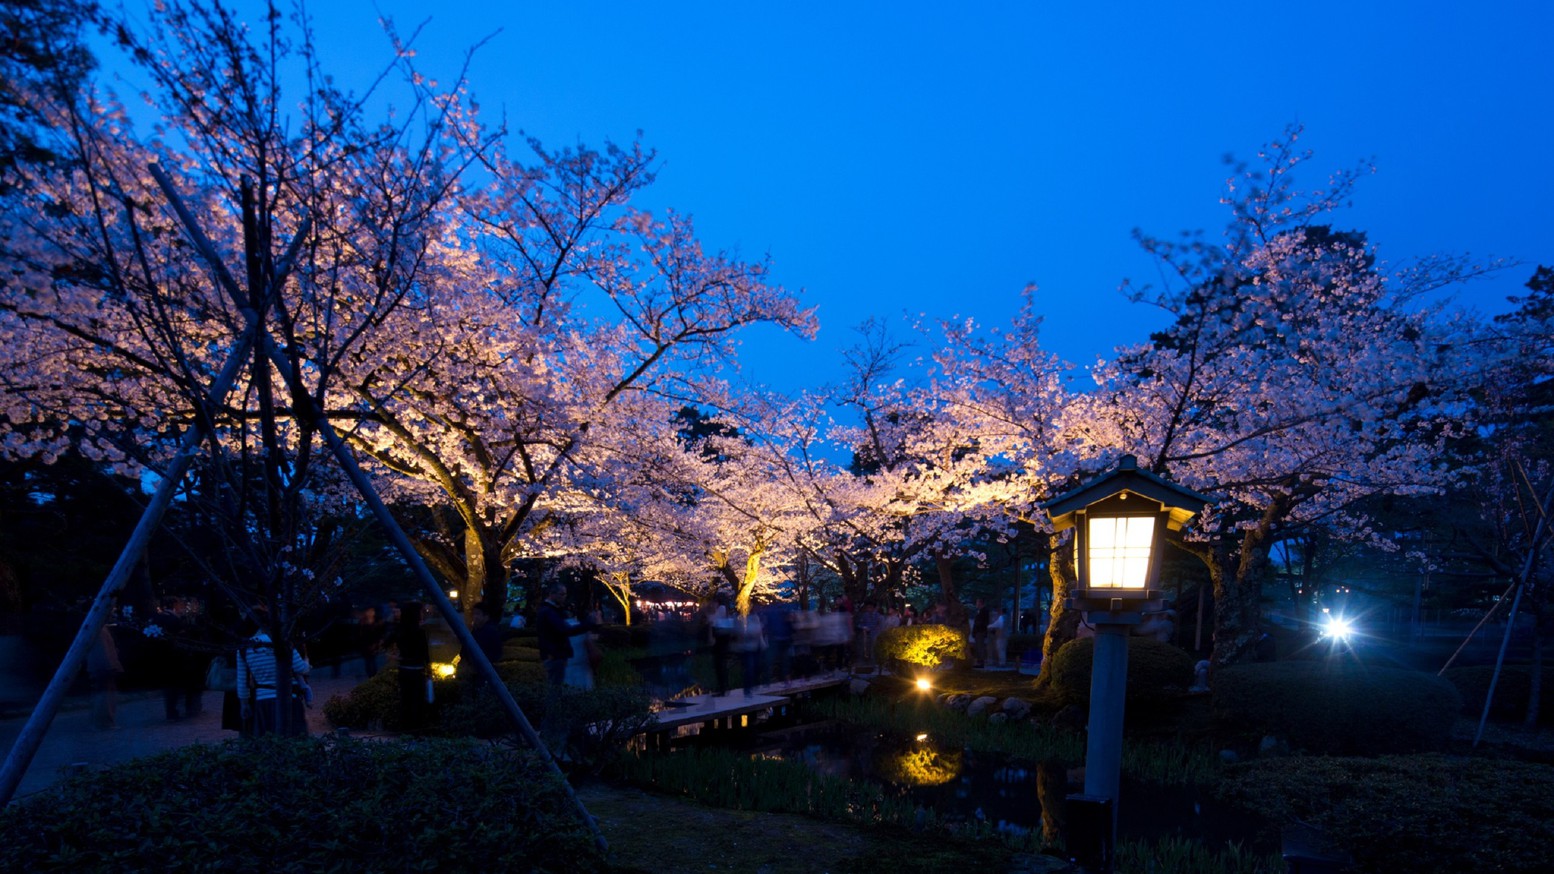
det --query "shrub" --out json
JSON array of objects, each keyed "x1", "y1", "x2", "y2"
[
  {"x1": 1218, "y1": 754, "x2": 1554, "y2": 874},
  {"x1": 1213, "y1": 662, "x2": 1461, "y2": 755},
  {"x1": 1006, "y1": 633, "x2": 1043, "y2": 660},
  {"x1": 1442, "y1": 664, "x2": 1552, "y2": 725},
  {"x1": 323, "y1": 659, "x2": 545, "y2": 732},
  {"x1": 0, "y1": 736, "x2": 604, "y2": 873},
  {"x1": 875, "y1": 624, "x2": 971, "y2": 672},
  {"x1": 325, "y1": 657, "x2": 651, "y2": 773},
  {"x1": 438, "y1": 681, "x2": 654, "y2": 773},
  {"x1": 502, "y1": 638, "x2": 541, "y2": 661},
  {"x1": 593, "y1": 623, "x2": 654, "y2": 650},
  {"x1": 1046, "y1": 637, "x2": 1195, "y2": 708}
]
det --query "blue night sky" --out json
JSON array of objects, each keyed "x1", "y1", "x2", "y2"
[{"x1": 110, "y1": 1, "x2": 1554, "y2": 393}]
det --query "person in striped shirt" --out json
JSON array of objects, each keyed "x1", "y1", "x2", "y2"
[{"x1": 236, "y1": 625, "x2": 312, "y2": 736}]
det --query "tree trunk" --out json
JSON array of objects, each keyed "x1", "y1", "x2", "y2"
[
  {"x1": 462, "y1": 527, "x2": 507, "y2": 623},
  {"x1": 605, "y1": 572, "x2": 632, "y2": 626},
  {"x1": 735, "y1": 548, "x2": 763, "y2": 616},
  {"x1": 936, "y1": 555, "x2": 964, "y2": 626},
  {"x1": 1527, "y1": 606, "x2": 1548, "y2": 729},
  {"x1": 1210, "y1": 537, "x2": 1269, "y2": 672},
  {"x1": 795, "y1": 551, "x2": 811, "y2": 609},
  {"x1": 1038, "y1": 533, "x2": 1079, "y2": 683},
  {"x1": 837, "y1": 553, "x2": 867, "y2": 607},
  {"x1": 884, "y1": 561, "x2": 905, "y2": 608},
  {"x1": 1210, "y1": 497, "x2": 1287, "y2": 672}
]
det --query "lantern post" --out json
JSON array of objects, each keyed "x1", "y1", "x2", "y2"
[{"x1": 1042, "y1": 455, "x2": 1209, "y2": 871}]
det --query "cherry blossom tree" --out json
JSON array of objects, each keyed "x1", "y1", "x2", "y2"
[
  {"x1": 1441, "y1": 267, "x2": 1554, "y2": 728},
  {"x1": 0, "y1": 0, "x2": 96, "y2": 190},
  {"x1": 1091, "y1": 127, "x2": 1498, "y2": 670},
  {"x1": 929, "y1": 295, "x2": 1092, "y2": 664},
  {"x1": 0, "y1": 0, "x2": 486, "y2": 732},
  {"x1": 787, "y1": 315, "x2": 1075, "y2": 621},
  {"x1": 332, "y1": 140, "x2": 818, "y2": 614}
]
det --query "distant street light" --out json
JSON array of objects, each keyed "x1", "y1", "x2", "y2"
[{"x1": 1043, "y1": 455, "x2": 1209, "y2": 872}]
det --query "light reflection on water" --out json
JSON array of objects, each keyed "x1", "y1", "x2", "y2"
[{"x1": 753, "y1": 726, "x2": 1269, "y2": 850}]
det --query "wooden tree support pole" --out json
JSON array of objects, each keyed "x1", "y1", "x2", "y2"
[
  {"x1": 1472, "y1": 478, "x2": 1554, "y2": 748},
  {"x1": 0, "y1": 321, "x2": 262, "y2": 807},
  {"x1": 274, "y1": 343, "x2": 607, "y2": 850},
  {"x1": 144, "y1": 164, "x2": 604, "y2": 850}
]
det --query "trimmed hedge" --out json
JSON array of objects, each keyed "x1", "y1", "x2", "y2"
[
  {"x1": 1213, "y1": 662, "x2": 1461, "y2": 755},
  {"x1": 874, "y1": 624, "x2": 971, "y2": 672},
  {"x1": 1442, "y1": 664, "x2": 1552, "y2": 725},
  {"x1": 1046, "y1": 637, "x2": 1195, "y2": 707},
  {"x1": 1218, "y1": 753, "x2": 1554, "y2": 874},
  {"x1": 0, "y1": 736, "x2": 604, "y2": 873}
]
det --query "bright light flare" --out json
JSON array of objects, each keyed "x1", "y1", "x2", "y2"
[
  {"x1": 915, "y1": 677, "x2": 932, "y2": 691},
  {"x1": 1322, "y1": 616, "x2": 1354, "y2": 642},
  {"x1": 915, "y1": 733, "x2": 929, "y2": 742},
  {"x1": 433, "y1": 662, "x2": 457, "y2": 679}
]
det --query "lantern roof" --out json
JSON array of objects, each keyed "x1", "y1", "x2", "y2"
[{"x1": 1043, "y1": 455, "x2": 1212, "y2": 533}]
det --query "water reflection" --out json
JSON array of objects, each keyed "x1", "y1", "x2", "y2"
[
  {"x1": 755, "y1": 726, "x2": 1271, "y2": 852},
  {"x1": 876, "y1": 738, "x2": 963, "y2": 787},
  {"x1": 762, "y1": 727, "x2": 1043, "y2": 838}
]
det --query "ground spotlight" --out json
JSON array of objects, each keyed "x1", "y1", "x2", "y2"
[{"x1": 1322, "y1": 615, "x2": 1353, "y2": 642}]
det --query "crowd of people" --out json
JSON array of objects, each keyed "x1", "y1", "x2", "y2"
[
  {"x1": 682, "y1": 593, "x2": 1030, "y2": 697},
  {"x1": 78, "y1": 584, "x2": 1037, "y2": 743}
]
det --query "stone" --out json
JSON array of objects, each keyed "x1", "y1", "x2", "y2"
[
  {"x1": 966, "y1": 696, "x2": 999, "y2": 717},
  {"x1": 1001, "y1": 696, "x2": 1033, "y2": 719},
  {"x1": 987, "y1": 711, "x2": 1008, "y2": 724},
  {"x1": 1259, "y1": 735, "x2": 1288, "y2": 756},
  {"x1": 1189, "y1": 659, "x2": 1211, "y2": 693},
  {"x1": 945, "y1": 693, "x2": 972, "y2": 712},
  {"x1": 849, "y1": 678, "x2": 871, "y2": 696},
  {"x1": 1219, "y1": 748, "x2": 1240, "y2": 764},
  {"x1": 1051, "y1": 704, "x2": 1087, "y2": 731}
]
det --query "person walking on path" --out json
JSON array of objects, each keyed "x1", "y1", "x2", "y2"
[
  {"x1": 458, "y1": 602, "x2": 506, "y2": 687},
  {"x1": 699, "y1": 594, "x2": 735, "y2": 696},
  {"x1": 732, "y1": 610, "x2": 766, "y2": 696},
  {"x1": 760, "y1": 602, "x2": 794, "y2": 685},
  {"x1": 236, "y1": 624, "x2": 311, "y2": 737},
  {"x1": 536, "y1": 584, "x2": 599, "y2": 690},
  {"x1": 356, "y1": 606, "x2": 386, "y2": 678},
  {"x1": 563, "y1": 617, "x2": 597, "y2": 690},
  {"x1": 987, "y1": 606, "x2": 1008, "y2": 668},
  {"x1": 536, "y1": 583, "x2": 598, "y2": 753},
  {"x1": 971, "y1": 599, "x2": 990, "y2": 668},
  {"x1": 391, "y1": 602, "x2": 430, "y2": 734},
  {"x1": 854, "y1": 601, "x2": 882, "y2": 666},
  {"x1": 87, "y1": 619, "x2": 123, "y2": 730}
]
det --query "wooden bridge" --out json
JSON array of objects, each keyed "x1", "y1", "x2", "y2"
[{"x1": 642, "y1": 671, "x2": 854, "y2": 747}]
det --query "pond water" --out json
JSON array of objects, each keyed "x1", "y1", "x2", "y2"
[{"x1": 741, "y1": 720, "x2": 1272, "y2": 851}]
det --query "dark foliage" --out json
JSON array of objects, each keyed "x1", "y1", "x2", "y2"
[
  {"x1": 1443, "y1": 664, "x2": 1553, "y2": 726},
  {"x1": 0, "y1": 736, "x2": 605, "y2": 873},
  {"x1": 1218, "y1": 754, "x2": 1554, "y2": 874},
  {"x1": 324, "y1": 643, "x2": 651, "y2": 774},
  {"x1": 1046, "y1": 637, "x2": 1196, "y2": 707},
  {"x1": 1213, "y1": 661, "x2": 1461, "y2": 755}
]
